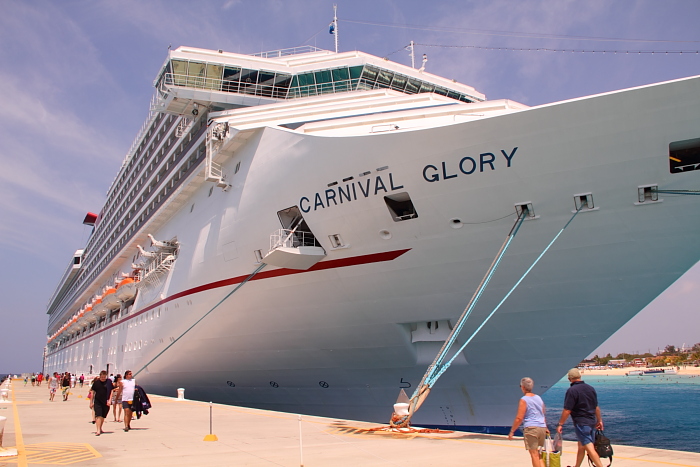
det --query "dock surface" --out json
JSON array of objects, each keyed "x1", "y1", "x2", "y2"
[{"x1": 1, "y1": 379, "x2": 699, "y2": 466}]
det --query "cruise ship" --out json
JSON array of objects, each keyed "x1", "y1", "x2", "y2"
[{"x1": 44, "y1": 44, "x2": 700, "y2": 431}]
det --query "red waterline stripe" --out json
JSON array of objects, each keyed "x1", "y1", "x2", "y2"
[{"x1": 48, "y1": 249, "x2": 410, "y2": 353}]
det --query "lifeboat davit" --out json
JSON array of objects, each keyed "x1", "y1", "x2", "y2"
[
  {"x1": 93, "y1": 295, "x2": 107, "y2": 318},
  {"x1": 102, "y1": 287, "x2": 121, "y2": 311},
  {"x1": 115, "y1": 277, "x2": 137, "y2": 302}
]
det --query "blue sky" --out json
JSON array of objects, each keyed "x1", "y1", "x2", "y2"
[{"x1": 1, "y1": 0, "x2": 699, "y2": 373}]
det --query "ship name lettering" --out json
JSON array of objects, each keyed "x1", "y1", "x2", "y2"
[
  {"x1": 300, "y1": 173, "x2": 404, "y2": 213},
  {"x1": 422, "y1": 147, "x2": 518, "y2": 182}
]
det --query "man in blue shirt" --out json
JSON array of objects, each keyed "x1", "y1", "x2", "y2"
[{"x1": 556, "y1": 368, "x2": 604, "y2": 467}]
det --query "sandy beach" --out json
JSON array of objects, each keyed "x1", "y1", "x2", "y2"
[{"x1": 580, "y1": 366, "x2": 700, "y2": 376}]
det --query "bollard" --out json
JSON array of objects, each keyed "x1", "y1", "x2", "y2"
[
  {"x1": 177, "y1": 388, "x2": 185, "y2": 400},
  {"x1": 0, "y1": 415, "x2": 17, "y2": 457}
]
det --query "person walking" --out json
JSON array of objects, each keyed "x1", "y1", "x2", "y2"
[
  {"x1": 508, "y1": 377, "x2": 548, "y2": 467},
  {"x1": 556, "y1": 368, "x2": 605, "y2": 467},
  {"x1": 61, "y1": 372, "x2": 71, "y2": 401},
  {"x1": 112, "y1": 374, "x2": 123, "y2": 422},
  {"x1": 79, "y1": 374, "x2": 85, "y2": 388},
  {"x1": 89, "y1": 371, "x2": 114, "y2": 436},
  {"x1": 48, "y1": 372, "x2": 59, "y2": 401},
  {"x1": 119, "y1": 370, "x2": 136, "y2": 432}
]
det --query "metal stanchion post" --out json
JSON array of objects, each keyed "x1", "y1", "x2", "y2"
[
  {"x1": 203, "y1": 402, "x2": 218, "y2": 441},
  {"x1": 298, "y1": 414, "x2": 304, "y2": 467}
]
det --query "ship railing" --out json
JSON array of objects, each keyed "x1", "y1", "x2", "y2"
[
  {"x1": 269, "y1": 229, "x2": 319, "y2": 252},
  {"x1": 251, "y1": 45, "x2": 324, "y2": 58},
  {"x1": 158, "y1": 74, "x2": 413, "y2": 101}
]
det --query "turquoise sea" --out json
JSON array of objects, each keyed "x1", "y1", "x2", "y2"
[{"x1": 540, "y1": 374, "x2": 700, "y2": 453}]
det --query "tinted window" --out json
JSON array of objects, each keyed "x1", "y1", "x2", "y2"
[
  {"x1": 314, "y1": 70, "x2": 332, "y2": 84},
  {"x1": 332, "y1": 67, "x2": 350, "y2": 82},
  {"x1": 377, "y1": 70, "x2": 393, "y2": 86},
  {"x1": 349, "y1": 66, "x2": 363, "y2": 79}
]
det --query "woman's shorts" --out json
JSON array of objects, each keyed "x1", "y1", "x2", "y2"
[{"x1": 523, "y1": 426, "x2": 547, "y2": 450}]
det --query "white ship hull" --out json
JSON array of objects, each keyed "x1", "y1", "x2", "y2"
[{"x1": 44, "y1": 46, "x2": 700, "y2": 430}]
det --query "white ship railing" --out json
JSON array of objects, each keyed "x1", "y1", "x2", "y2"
[
  {"x1": 252, "y1": 45, "x2": 324, "y2": 58},
  {"x1": 269, "y1": 229, "x2": 319, "y2": 252}
]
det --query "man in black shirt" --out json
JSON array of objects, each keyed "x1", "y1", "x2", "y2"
[
  {"x1": 556, "y1": 368, "x2": 604, "y2": 467},
  {"x1": 90, "y1": 370, "x2": 114, "y2": 436}
]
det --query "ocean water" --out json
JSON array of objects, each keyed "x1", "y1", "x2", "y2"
[{"x1": 540, "y1": 374, "x2": 700, "y2": 453}]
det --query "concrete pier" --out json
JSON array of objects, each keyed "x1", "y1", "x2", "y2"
[{"x1": 1, "y1": 379, "x2": 699, "y2": 466}]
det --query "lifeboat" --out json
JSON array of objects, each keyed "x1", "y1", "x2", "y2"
[
  {"x1": 85, "y1": 301, "x2": 97, "y2": 323},
  {"x1": 93, "y1": 295, "x2": 107, "y2": 318},
  {"x1": 77, "y1": 307, "x2": 89, "y2": 327},
  {"x1": 102, "y1": 287, "x2": 121, "y2": 311},
  {"x1": 115, "y1": 277, "x2": 138, "y2": 302}
]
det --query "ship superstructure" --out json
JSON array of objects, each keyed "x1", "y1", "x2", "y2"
[{"x1": 44, "y1": 45, "x2": 700, "y2": 431}]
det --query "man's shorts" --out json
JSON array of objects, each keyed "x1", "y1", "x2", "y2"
[
  {"x1": 122, "y1": 400, "x2": 134, "y2": 410},
  {"x1": 93, "y1": 402, "x2": 110, "y2": 419},
  {"x1": 574, "y1": 424, "x2": 596, "y2": 446},
  {"x1": 523, "y1": 426, "x2": 547, "y2": 450}
]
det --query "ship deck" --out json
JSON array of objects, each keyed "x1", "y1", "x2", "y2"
[{"x1": 1, "y1": 380, "x2": 699, "y2": 466}]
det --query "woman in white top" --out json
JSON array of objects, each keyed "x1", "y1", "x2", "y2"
[{"x1": 119, "y1": 370, "x2": 136, "y2": 432}]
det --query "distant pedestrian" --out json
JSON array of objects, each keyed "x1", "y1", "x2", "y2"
[
  {"x1": 61, "y1": 372, "x2": 71, "y2": 401},
  {"x1": 112, "y1": 374, "x2": 123, "y2": 422},
  {"x1": 119, "y1": 370, "x2": 136, "y2": 432},
  {"x1": 508, "y1": 377, "x2": 548, "y2": 467},
  {"x1": 89, "y1": 371, "x2": 114, "y2": 436},
  {"x1": 37, "y1": 373, "x2": 43, "y2": 386},
  {"x1": 24, "y1": 376, "x2": 28, "y2": 386},
  {"x1": 31, "y1": 374, "x2": 36, "y2": 386},
  {"x1": 556, "y1": 368, "x2": 605, "y2": 467},
  {"x1": 48, "y1": 372, "x2": 59, "y2": 401},
  {"x1": 79, "y1": 374, "x2": 85, "y2": 387},
  {"x1": 70, "y1": 374, "x2": 76, "y2": 388}
]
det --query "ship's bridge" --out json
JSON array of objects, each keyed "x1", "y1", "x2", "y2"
[{"x1": 152, "y1": 45, "x2": 485, "y2": 116}]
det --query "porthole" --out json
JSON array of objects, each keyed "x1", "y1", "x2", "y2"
[
  {"x1": 449, "y1": 218, "x2": 463, "y2": 229},
  {"x1": 379, "y1": 230, "x2": 392, "y2": 240}
]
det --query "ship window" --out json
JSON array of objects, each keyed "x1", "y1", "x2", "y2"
[
  {"x1": 205, "y1": 63, "x2": 223, "y2": 90},
  {"x1": 419, "y1": 82, "x2": 435, "y2": 93},
  {"x1": 298, "y1": 73, "x2": 315, "y2": 87},
  {"x1": 171, "y1": 60, "x2": 188, "y2": 85},
  {"x1": 349, "y1": 66, "x2": 363, "y2": 80},
  {"x1": 384, "y1": 192, "x2": 418, "y2": 222},
  {"x1": 315, "y1": 70, "x2": 332, "y2": 84},
  {"x1": 391, "y1": 75, "x2": 407, "y2": 92},
  {"x1": 239, "y1": 68, "x2": 258, "y2": 84},
  {"x1": 362, "y1": 66, "x2": 379, "y2": 83},
  {"x1": 222, "y1": 68, "x2": 241, "y2": 93},
  {"x1": 187, "y1": 61, "x2": 206, "y2": 88},
  {"x1": 670, "y1": 137, "x2": 700, "y2": 173},
  {"x1": 377, "y1": 70, "x2": 393, "y2": 87},
  {"x1": 405, "y1": 79, "x2": 421, "y2": 94},
  {"x1": 332, "y1": 67, "x2": 349, "y2": 82}
]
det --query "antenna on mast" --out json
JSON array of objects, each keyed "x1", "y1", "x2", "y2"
[
  {"x1": 330, "y1": 4, "x2": 339, "y2": 53},
  {"x1": 407, "y1": 40, "x2": 415, "y2": 68}
]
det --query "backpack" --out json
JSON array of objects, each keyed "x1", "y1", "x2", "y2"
[{"x1": 589, "y1": 429, "x2": 613, "y2": 466}]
